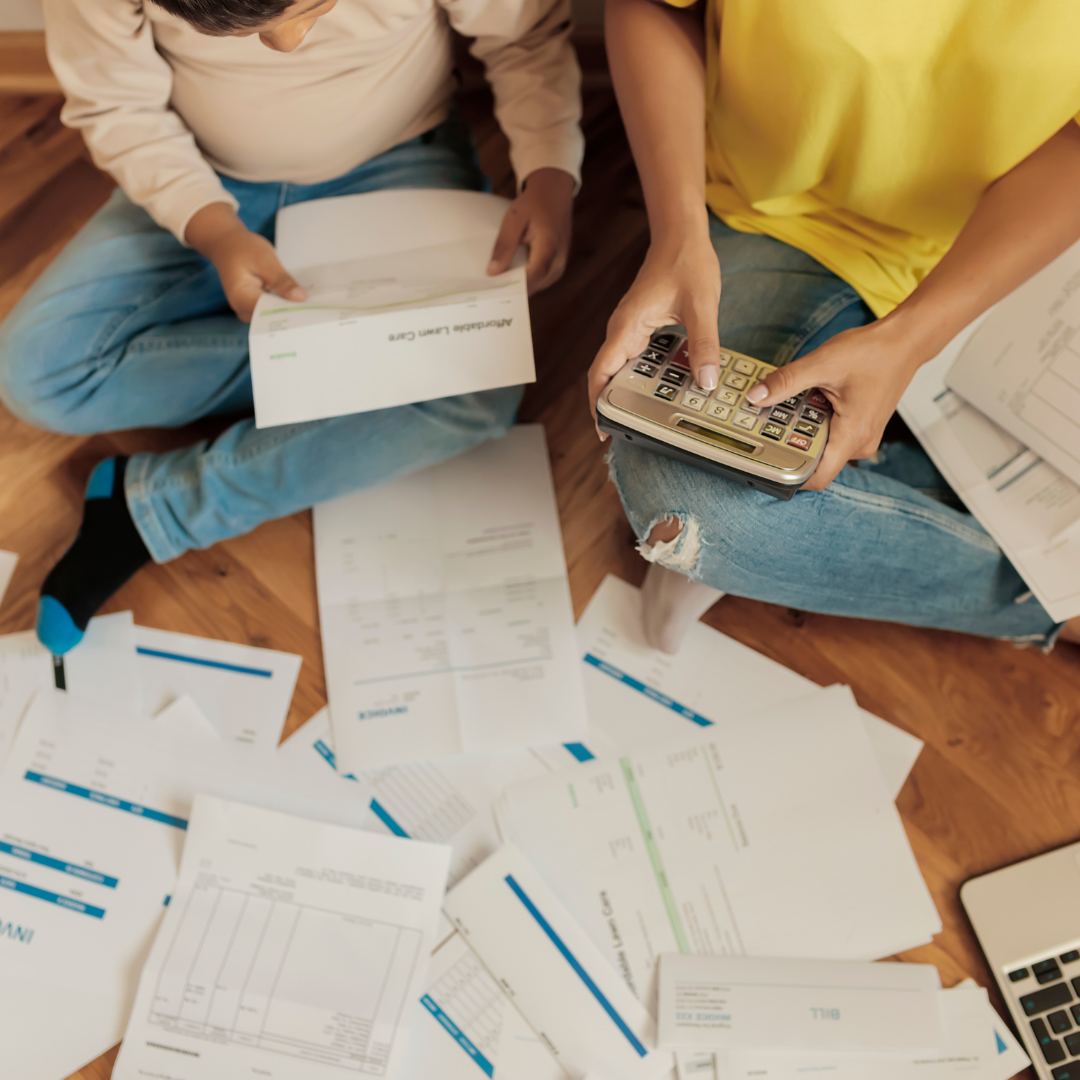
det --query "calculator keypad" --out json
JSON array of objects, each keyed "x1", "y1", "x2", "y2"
[{"x1": 618, "y1": 333, "x2": 831, "y2": 460}]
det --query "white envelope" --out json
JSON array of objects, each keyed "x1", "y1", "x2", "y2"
[{"x1": 658, "y1": 954, "x2": 942, "y2": 1053}]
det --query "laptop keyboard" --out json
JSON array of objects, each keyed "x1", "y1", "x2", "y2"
[{"x1": 1010, "y1": 949, "x2": 1080, "y2": 1077}]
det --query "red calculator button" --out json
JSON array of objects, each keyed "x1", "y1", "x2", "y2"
[
  {"x1": 787, "y1": 432, "x2": 812, "y2": 451},
  {"x1": 669, "y1": 341, "x2": 691, "y2": 368},
  {"x1": 806, "y1": 390, "x2": 830, "y2": 409}
]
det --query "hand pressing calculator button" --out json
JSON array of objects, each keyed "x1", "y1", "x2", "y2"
[{"x1": 597, "y1": 332, "x2": 832, "y2": 500}]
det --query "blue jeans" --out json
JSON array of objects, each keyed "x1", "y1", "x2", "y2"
[
  {"x1": 609, "y1": 215, "x2": 1060, "y2": 644},
  {"x1": 0, "y1": 119, "x2": 522, "y2": 562}
]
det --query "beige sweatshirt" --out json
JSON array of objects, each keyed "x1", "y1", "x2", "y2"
[{"x1": 42, "y1": 0, "x2": 583, "y2": 242}]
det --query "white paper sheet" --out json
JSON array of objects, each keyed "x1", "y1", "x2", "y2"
[
  {"x1": 657, "y1": 954, "x2": 943, "y2": 1053},
  {"x1": 279, "y1": 708, "x2": 606, "y2": 888},
  {"x1": 944, "y1": 239, "x2": 1080, "y2": 487},
  {"x1": 0, "y1": 689, "x2": 381, "y2": 1072},
  {"x1": 498, "y1": 685, "x2": 942, "y2": 1009},
  {"x1": 720, "y1": 984, "x2": 1030, "y2": 1079},
  {"x1": 900, "y1": 320, "x2": 1080, "y2": 622},
  {"x1": 249, "y1": 189, "x2": 534, "y2": 428},
  {"x1": 400, "y1": 930, "x2": 568, "y2": 1080},
  {"x1": 0, "y1": 548, "x2": 16, "y2": 607},
  {"x1": 316, "y1": 425, "x2": 588, "y2": 770},
  {"x1": 135, "y1": 625, "x2": 301, "y2": 752},
  {"x1": 0, "y1": 611, "x2": 143, "y2": 770},
  {"x1": 113, "y1": 794, "x2": 450, "y2": 1080},
  {"x1": 577, "y1": 576, "x2": 923, "y2": 801},
  {"x1": 444, "y1": 844, "x2": 674, "y2": 1080}
]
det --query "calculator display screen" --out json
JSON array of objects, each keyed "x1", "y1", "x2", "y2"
[{"x1": 677, "y1": 419, "x2": 756, "y2": 454}]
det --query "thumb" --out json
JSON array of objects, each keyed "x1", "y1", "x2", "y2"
[
  {"x1": 745, "y1": 353, "x2": 823, "y2": 409},
  {"x1": 683, "y1": 296, "x2": 722, "y2": 391},
  {"x1": 265, "y1": 264, "x2": 305, "y2": 303},
  {"x1": 488, "y1": 207, "x2": 527, "y2": 276}
]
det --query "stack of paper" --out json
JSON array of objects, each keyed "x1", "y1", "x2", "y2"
[{"x1": 899, "y1": 237, "x2": 1080, "y2": 623}]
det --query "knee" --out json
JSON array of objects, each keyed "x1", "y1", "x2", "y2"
[{"x1": 0, "y1": 313, "x2": 94, "y2": 435}]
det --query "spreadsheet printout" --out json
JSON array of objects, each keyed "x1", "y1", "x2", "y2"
[
  {"x1": 901, "y1": 318, "x2": 1080, "y2": 622},
  {"x1": 498, "y1": 686, "x2": 941, "y2": 1008},
  {"x1": 945, "y1": 238, "x2": 1080, "y2": 487},
  {"x1": 113, "y1": 795, "x2": 450, "y2": 1080},
  {"x1": 315, "y1": 425, "x2": 588, "y2": 771}
]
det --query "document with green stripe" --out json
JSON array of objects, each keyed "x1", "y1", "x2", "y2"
[{"x1": 497, "y1": 684, "x2": 942, "y2": 1006}]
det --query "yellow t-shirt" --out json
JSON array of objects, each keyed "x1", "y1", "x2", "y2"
[{"x1": 663, "y1": 0, "x2": 1080, "y2": 315}]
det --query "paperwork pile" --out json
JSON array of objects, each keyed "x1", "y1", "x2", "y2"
[
  {"x1": 900, "y1": 237, "x2": 1080, "y2": 623},
  {"x1": 0, "y1": 427, "x2": 1030, "y2": 1080}
]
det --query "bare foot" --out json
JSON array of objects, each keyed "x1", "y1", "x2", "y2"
[
  {"x1": 1058, "y1": 617, "x2": 1080, "y2": 645},
  {"x1": 640, "y1": 562, "x2": 725, "y2": 655}
]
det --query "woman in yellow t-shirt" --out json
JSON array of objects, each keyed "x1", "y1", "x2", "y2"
[{"x1": 589, "y1": 0, "x2": 1080, "y2": 652}]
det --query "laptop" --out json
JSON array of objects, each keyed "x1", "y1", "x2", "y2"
[{"x1": 962, "y1": 841, "x2": 1080, "y2": 1080}]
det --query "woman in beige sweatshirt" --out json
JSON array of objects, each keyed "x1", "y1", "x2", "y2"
[{"x1": 0, "y1": 0, "x2": 583, "y2": 654}]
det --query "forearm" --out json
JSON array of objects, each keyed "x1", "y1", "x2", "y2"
[
  {"x1": 605, "y1": 0, "x2": 708, "y2": 240},
  {"x1": 883, "y1": 121, "x2": 1080, "y2": 360}
]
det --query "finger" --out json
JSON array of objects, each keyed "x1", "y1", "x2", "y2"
[
  {"x1": 265, "y1": 263, "x2": 305, "y2": 302},
  {"x1": 683, "y1": 294, "x2": 722, "y2": 391},
  {"x1": 745, "y1": 353, "x2": 826, "y2": 409},
  {"x1": 589, "y1": 319, "x2": 650, "y2": 436},
  {"x1": 488, "y1": 208, "x2": 527, "y2": 276},
  {"x1": 524, "y1": 230, "x2": 560, "y2": 296},
  {"x1": 228, "y1": 279, "x2": 263, "y2": 324},
  {"x1": 800, "y1": 424, "x2": 862, "y2": 491}
]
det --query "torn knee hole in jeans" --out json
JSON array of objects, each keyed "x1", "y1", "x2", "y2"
[{"x1": 637, "y1": 514, "x2": 704, "y2": 576}]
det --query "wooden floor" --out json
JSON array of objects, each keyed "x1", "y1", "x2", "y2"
[{"x1": 0, "y1": 63, "x2": 1070, "y2": 1080}]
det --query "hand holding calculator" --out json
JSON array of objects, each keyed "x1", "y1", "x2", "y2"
[{"x1": 596, "y1": 332, "x2": 832, "y2": 499}]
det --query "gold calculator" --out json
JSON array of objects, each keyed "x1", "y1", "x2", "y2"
[{"x1": 596, "y1": 332, "x2": 831, "y2": 500}]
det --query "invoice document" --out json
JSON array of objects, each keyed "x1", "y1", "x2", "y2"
[
  {"x1": 113, "y1": 794, "x2": 450, "y2": 1080},
  {"x1": 135, "y1": 624, "x2": 302, "y2": 753},
  {"x1": 719, "y1": 983, "x2": 1030, "y2": 1080},
  {"x1": 0, "y1": 611, "x2": 143, "y2": 769},
  {"x1": 0, "y1": 547, "x2": 16, "y2": 606},
  {"x1": 498, "y1": 685, "x2": 941, "y2": 1008},
  {"x1": 279, "y1": 708, "x2": 606, "y2": 888},
  {"x1": 399, "y1": 930, "x2": 567, "y2": 1080},
  {"x1": 444, "y1": 844, "x2": 674, "y2": 1080},
  {"x1": 315, "y1": 425, "x2": 588, "y2": 770},
  {"x1": 249, "y1": 189, "x2": 534, "y2": 427},
  {"x1": 945, "y1": 239, "x2": 1080, "y2": 487},
  {"x1": 657, "y1": 954, "x2": 942, "y2": 1053},
  {"x1": 577, "y1": 575, "x2": 924, "y2": 800},
  {"x1": 901, "y1": 319, "x2": 1080, "y2": 622}
]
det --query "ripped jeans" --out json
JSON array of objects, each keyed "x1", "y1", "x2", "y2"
[{"x1": 608, "y1": 215, "x2": 1061, "y2": 645}]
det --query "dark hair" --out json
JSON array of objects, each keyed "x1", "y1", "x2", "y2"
[{"x1": 150, "y1": 0, "x2": 295, "y2": 33}]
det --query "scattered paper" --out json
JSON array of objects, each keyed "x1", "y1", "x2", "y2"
[
  {"x1": 316, "y1": 425, "x2": 588, "y2": 770},
  {"x1": 901, "y1": 319, "x2": 1080, "y2": 622},
  {"x1": 657, "y1": 954, "x2": 943, "y2": 1053},
  {"x1": 444, "y1": 843, "x2": 674, "y2": 1080},
  {"x1": 945, "y1": 238, "x2": 1080, "y2": 487},
  {"x1": 113, "y1": 794, "x2": 450, "y2": 1079},
  {"x1": 135, "y1": 625, "x2": 301, "y2": 753},
  {"x1": 250, "y1": 188, "x2": 534, "y2": 427},
  {"x1": 577, "y1": 575, "x2": 923, "y2": 800},
  {"x1": 0, "y1": 548, "x2": 16, "y2": 607},
  {"x1": 498, "y1": 685, "x2": 942, "y2": 1006}
]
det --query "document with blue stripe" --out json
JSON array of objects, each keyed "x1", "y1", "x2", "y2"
[{"x1": 443, "y1": 843, "x2": 674, "y2": 1080}]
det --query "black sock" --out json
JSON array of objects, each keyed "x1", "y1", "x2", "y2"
[{"x1": 37, "y1": 456, "x2": 151, "y2": 654}]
